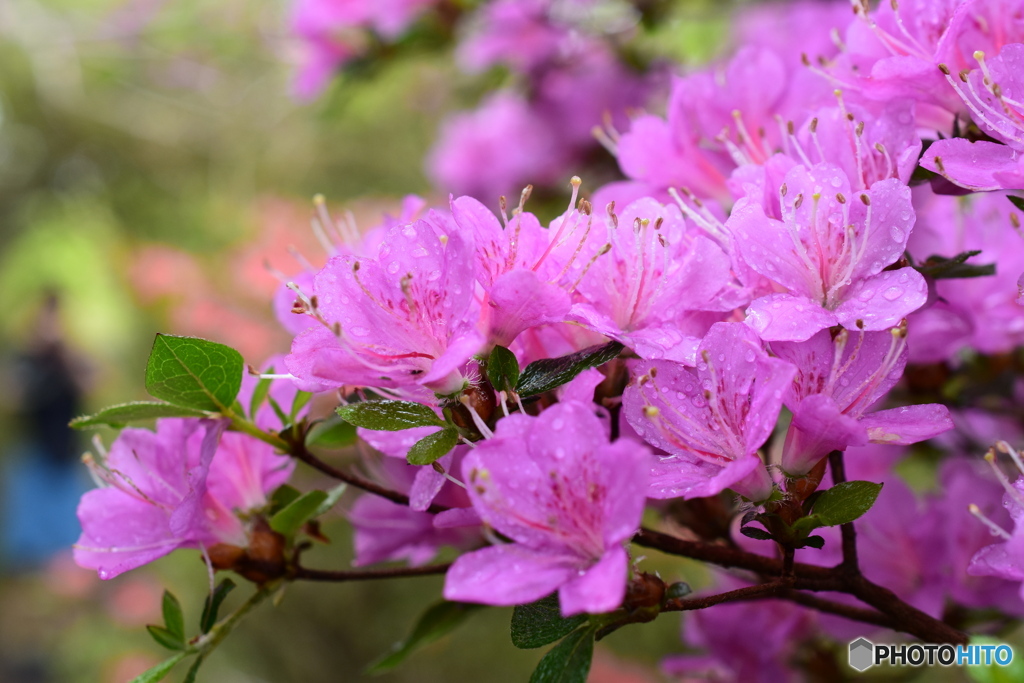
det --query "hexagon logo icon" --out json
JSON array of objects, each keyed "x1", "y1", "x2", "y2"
[{"x1": 849, "y1": 638, "x2": 875, "y2": 672}]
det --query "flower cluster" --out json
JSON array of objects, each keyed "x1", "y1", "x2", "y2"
[
  {"x1": 290, "y1": 0, "x2": 653, "y2": 199},
  {"x1": 70, "y1": 0, "x2": 1024, "y2": 680}
]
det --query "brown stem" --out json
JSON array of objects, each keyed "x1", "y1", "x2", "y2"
[
  {"x1": 781, "y1": 590, "x2": 895, "y2": 629},
  {"x1": 636, "y1": 527, "x2": 969, "y2": 645},
  {"x1": 663, "y1": 582, "x2": 788, "y2": 612},
  {"x1": 828, "y1": 450, "x2": 859, "y2": 572},
  {"x1": 289, "y1": 439, "x2": 451, "y2": 515},
  {"x1": 292, "y1": 563, "x2": 451, "y2": 582}
]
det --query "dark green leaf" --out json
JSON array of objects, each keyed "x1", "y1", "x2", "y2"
[
  {"x1": 529, "y1": 627, "x2": 595, "y2": 683},
  {"x1": 1008, "y1": 195, "x2": 1024, "y2": 213},
  {"x1": 800, "y1": 535, "x2": 826, "y2": 549},
  {"x1": 367, "y1": 601, "x2": 483, "y2": 674},
  {"x1": 306, "y1": 417, "x2": 358, "y2": 448},
  {"x1": 511, "y1": 594, "x2": 588, "y2": 649},
  {"x1": 811, "y1": 481, "x2": 884, "y2": 527},
  {"x1": 516, "y1": 341, "x2": 623, "y2": 397},
  {"x1": 129, "y1": 653, "x2": 188, "y2": 683},
  {"x1": 739, "y1": 526, "x2": 774, "y2": 541},
  {"x1": 290, "y1": 390, "x2": 313, "y2": 420},
  {"x1": 665, "y1": 582, "x2": 692, "y2": 599},
  {"x1": 249, "y1": 369, "x2": 273, "y2": 420},
  {"x1": 144, "y1": 334, "x2": 244, "y2": 412},
  {"x1": 201, "y1": 579, "x2": 236, "y2": 634},
  {"x1": 70, "y1": 401, "x2": 209, "y2": 429},
  {"x1": 915, "y1": 250, "x2": 996, "y2": 279},
  {"x1": 162, "y1": 590, "x2": 185, "y2": 641},
  {"x1": 270, "y1": 490, "x2": 330, "y2": 536},
  {"x1": 486, "y1": 345, "x2": 521, "y2": 393},
  {"x1": 336, "y1": 400, "x2": 444, "y2": 431},
  {"x1": 407, "y1": 428, "x2": 459, "y2": 465},
  {"x1": 146, "y1": 625, "x2": 184, "y2": 651},
  {"x1": 269, "y1": 484, "x2": 302, "y2": 514}
]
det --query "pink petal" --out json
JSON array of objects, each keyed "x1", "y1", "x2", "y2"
[
  {"x1": 921, "y1": 138, "x2": 1024, "y2": 192},
  {"x1": 486, "y1": 270, "x2": 571, "y2": 347},
  {"x1": 74, "y1": 489, "x2": 184, "y2": 580},
  {"x1": 745, "y1": 293, "x2": 838, "y2": 342},
  {"x1": 862, "y1": 404, "x2": 953, "y2": 445},
  {"x1": 781, "y1": 395, "x2": 867, "y2": 476},
  {"x1": 443, "y1": 545, "x2": 578, "y2": 606},
  {"x1": 558, "y1": 545, "x2": 628, "y2": 616},
  {"x1": 834, "y1": 268, "x2": 927, "y2": 330}
]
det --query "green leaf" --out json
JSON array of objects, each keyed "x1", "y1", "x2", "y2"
[
  {"x1": 162, "y1": 590, "x2": 185, "y2": 641},
  {"x1": 336, "y1": 400, "x2": 444, "y2": 431},
  {"x1": 511, "y1": 594, "x2": 588, "y2": 650},
  {"x1": 486, "y1": 345, "x2": 521, "y2": 393},
  {"x1": 314, "y1": 483, "x2": 348, "y2": 517},
  {"x1": 516, "y1": 341, "x2": 622, "y2": 397},
  {"x1": 367, "y1": 601, "x2": 483, "y2": 674},
  {"x1": 269, "y1": 490, "x2": 330, "y2": 537},
  {"x1": 915, "y1": 250, "x2": 996, "y2": 279},
  {"x1": 529, "y1": 627, "x2": 595, "y2": 683},
  {"x1": 811, "y1": 481, "x2": 883, "y2": 526},
  {"x1": 290, "y1": 390, "x2": 313, "y2": 420},
  {"x1": 249, "y1": 369, "x2": 273, "y2": 420},
  {"x1": 144, "y1": 334, "x2": 244, "y2": 412},
  {"x1": 200, "y1": 578, "x2": 236, "y2": 634},
  {"x1": 70, "y1": 401, "x2": 209, "y2": 429},
  {"x1": 407, "y1": 428, "x2": 459, "y2": 465},
  {"x1": 129, "y1": 653, "x2": 188, "y2": 683},
  {"x1": 1008, "y1": 195, "x2": 1024, "y2": 213},
  {"x1": 739, "y1": 525, "x2": 774, "y2": 541},
  {"x1": 306, "y1": 417, "x2": 358, "y2": 448},
  {"x1": 269, "y1": 484, "x2": 302, "y2": 514},
  {"x1": 146, "y1": 625, "x2": 184, "y2": 652},
  {"x1": 800, "y1": 535, "x2": 825, "y2": 549}
]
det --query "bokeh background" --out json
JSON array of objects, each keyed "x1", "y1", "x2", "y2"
[{"x1": 0, "y1": 1, "x2": 736, "y2": 680}]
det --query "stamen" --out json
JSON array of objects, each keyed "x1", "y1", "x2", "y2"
[
  {"x1": 985, "y1": 450, "x2": 1024, "y2": 509},
  {"x1": 460, "y1": 395, "x2": 494, "y2": 439},
  {"x1": 969, "y1": 504, "x2": 1012, "y2": 540}
]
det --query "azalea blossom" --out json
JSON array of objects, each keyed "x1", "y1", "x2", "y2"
[
  {"x1": 729, "y1": 162, "x2": 926, "y2": 341},
  {"x1": 622, "y1": 322, "x2": 795, "y2": 502},
  {"x1": 286, "y1": 218, "x2": 484, "y2": 396},
  {"x1": 74, "y1": 418, "x2": 294, "y2": 579},
  {"x1": 444, "y1": 402, "x2": 649, "y2": 615},
  {"x1": 771, "y1": 325, "x2": 952, "y2": 476}
]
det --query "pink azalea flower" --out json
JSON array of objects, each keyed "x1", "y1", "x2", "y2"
[
  {"x1": 967, "y1": 442, "x2": 1024, "y2": 599},
  {"x1": 622, "y1": 322, "x2": 795, "y2": 502},
  {"x1": 427, "y1": 91, "x2": 569, "y2": 200},
  {"x1": 905, "y1": 188, "x2": 1024, "y2": 361},
  {"x1": 662, "y1": 575, "x2": 815, "y2": 683},
  {"x1": 569, "y1": 197, "x2": 737, "y2": 362},
  {"x1": 349, "y1": 456, "x2": 477, "y2": 567},
  {"x1": 290, "y1": 0, "x2": 437, "y2": 99},
  {"x1": 74, "y1": 417, "x2": 294, "y2": 579},
  {"x1": 921, "y1": 45, "x2": 1024, "y2": 191},
  {"x1": 286, "y1": 218, "x2": 484, "y2": 396},
  {"x1": 444, "y1": 402, "x2": 650, "y2": 616},
  {"x1": 450, "y1": 194, "x2": 572, "y2": 347},
  {"x1": 729, "y1": 162, "x2": 926, "y2": 341},
  {"x1": 771, "y1": 327, "x2": 952, "y2": 476}
]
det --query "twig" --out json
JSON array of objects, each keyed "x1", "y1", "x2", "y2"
[{"x1": 291, "y1": 563, "x2": 451, "y2": 582}]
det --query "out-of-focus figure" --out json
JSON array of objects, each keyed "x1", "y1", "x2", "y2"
[{"x1": 1, "y1": 290, "x2": 92, "y2": 571}]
